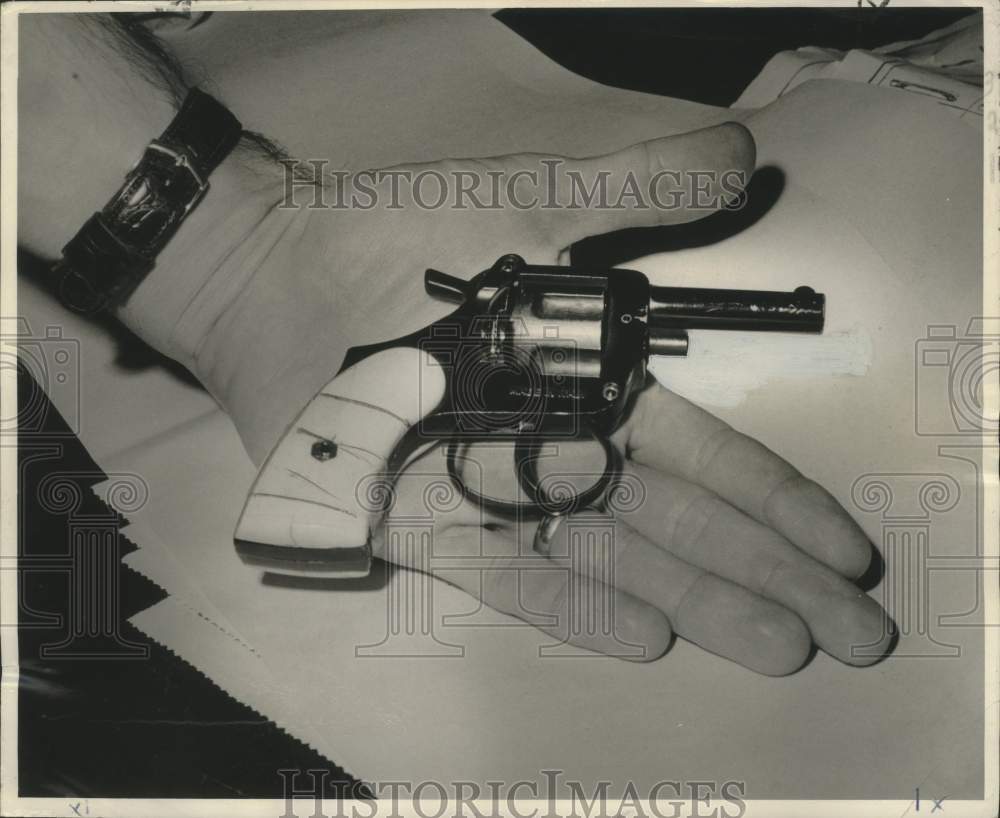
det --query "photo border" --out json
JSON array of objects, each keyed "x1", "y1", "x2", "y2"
[{"x1": 1, "y1": 1, "x2": 996, "y2": 816}]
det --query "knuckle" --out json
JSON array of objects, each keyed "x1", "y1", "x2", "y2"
[
  {"x1": 670, "y1": 491, "x2": 719, "y2": 550},
  {"x1": 690, "y1": 423, "x2": 740, "y2": 477},
  {"x1": 764, "y1": 471, "x2": 818, "y2": 508},
  {"x1": 670, "y1": 569, "x2": 712, "y2": 624},
  {"x1": 760, "y1": 471, "x2": 809, "y2": 522},
  {"x1": 757, "y1": 558, "x2": 790, "y2": 598},
  {"x1": 604, "y1": 520, "x2": 642, "y2": 564}
]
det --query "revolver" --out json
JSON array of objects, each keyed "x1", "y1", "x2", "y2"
[{"x1": 234, "y1": 254, "x2": 824, "y2": 577}]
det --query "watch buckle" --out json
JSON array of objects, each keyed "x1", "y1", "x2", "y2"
[{"x1": 137, "y1": 140, "x2": 211, "y2": 216}]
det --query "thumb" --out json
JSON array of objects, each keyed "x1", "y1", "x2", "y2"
[{"x1": 543, "y1": 121, "x2": 756, "y2": 249}]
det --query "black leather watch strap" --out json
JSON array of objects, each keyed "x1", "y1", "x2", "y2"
[
  {"x1": 162, "y1": 87, "x2": 244, "y2": 176},
  {"x1": 54, "y1": 88, "x2": 243, "y2": 313}
]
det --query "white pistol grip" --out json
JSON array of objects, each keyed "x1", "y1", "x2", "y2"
[{"x1": 234, "y1": 346, "x2": 446, "y2": 577}]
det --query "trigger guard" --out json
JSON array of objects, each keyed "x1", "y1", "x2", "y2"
[
  {"x1": 445, "y1": 432, "x2": 622, "y2": 520},
  {"x1": 516, "y1": 434, "x2": 622, "y2": 517}
]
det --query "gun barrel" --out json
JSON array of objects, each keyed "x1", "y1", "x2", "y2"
[{"x1": 648, "y1": 285, "x2": 825, "y2": 333}]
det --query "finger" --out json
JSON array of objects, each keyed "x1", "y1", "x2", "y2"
[
  {"x1": 542, "y1": 121, "x2": 756, "y2": 247},
  {"x1": 425, "y1": 526, "x2": 673, "y2": 662},
  {"x1": 622, "y1": 461, "x2": 893, "y2": 665},
  {"x1": 615, "y1": 383, "x2": 873, "y2": 580},
  {"x1": 544, "y1": 514, "x2": 811, "y2": 675}
]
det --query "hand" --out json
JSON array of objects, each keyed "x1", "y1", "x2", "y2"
[
  {"x1": 157, "y1": 122, "x2": 757, "y2": 462},
  {"x1": 125, "y1": 121, "x2": 893, "y2": 672},
  {"x1": 377, "y1": 379, "x2": 892, "y2": 674}
]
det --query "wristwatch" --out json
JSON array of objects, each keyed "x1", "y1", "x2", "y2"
[{"x1": 53, "y1": 88, "x2": 243, "y2": 313}]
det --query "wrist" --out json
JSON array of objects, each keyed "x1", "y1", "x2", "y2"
[
  {"x1": 184, "y1": 199, "x2": 347, "y2": 463},
  {"x1": 114, "y1": 146, "x2": 288, "y2": 374},
  {"x1": 19, "y1": 15, "x2": 284, "y2": 374}
]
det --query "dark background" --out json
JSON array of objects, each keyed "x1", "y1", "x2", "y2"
[
  {"x1": 498, "y1": 6, "x2": 976, "y2": 106},
  {"x1": 16, "y1": 5, "x2": 977, "y2": 800}
]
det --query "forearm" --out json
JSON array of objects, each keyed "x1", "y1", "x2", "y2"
[
  {"x1": 18, "y1": 13, "x2": 286, "y2": 371},
  {"x1": 18, "y1": 15, "x2": 180, "y2": 258}
]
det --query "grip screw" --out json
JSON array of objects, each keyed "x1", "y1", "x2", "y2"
[
  {"x1": 602, "y1": 382, "x2": 620, "y2": 402},
  {"x1": 311, "y1": 439, "x2": 338, "y2": 461}
]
